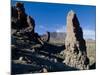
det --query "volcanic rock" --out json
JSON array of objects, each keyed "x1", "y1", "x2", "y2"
[{"x1": 63, "y1": 10, "x2": 89, "y2": 70}]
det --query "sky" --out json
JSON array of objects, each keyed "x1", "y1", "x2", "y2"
[{"x1": 11, "y1": 0, "x2": 96, "y2": 40}]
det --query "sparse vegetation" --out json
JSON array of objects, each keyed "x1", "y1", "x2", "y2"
[{"x1": 86, "y1": 40, "x2": 96, "y2": 66}]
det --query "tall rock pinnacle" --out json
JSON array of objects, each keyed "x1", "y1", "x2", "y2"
[{"x1": 63, "y1": 10, "x2": 89, "y2": 70}]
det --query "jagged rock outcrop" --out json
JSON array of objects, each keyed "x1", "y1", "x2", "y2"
[
  {"x1": 11, "y1": 2, "x2": 67, "y2": 74},
  {"x1": 63, "y1": 10, "x2": 89, "y2": 70}
]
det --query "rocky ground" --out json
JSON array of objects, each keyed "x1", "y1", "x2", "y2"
[
  {"x1": 11, "y1": 31, "x2": 96, "y2": 75},
  {"x1": 11, "y1": 31, "x2": 78, "y2": 74}
]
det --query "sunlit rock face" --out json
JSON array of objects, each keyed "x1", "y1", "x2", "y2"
[{"x1": 64, "y1": 10, "x2": 89, "y2": 70}]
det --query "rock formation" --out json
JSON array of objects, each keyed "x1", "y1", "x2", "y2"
[
  {"x1": 11, "y1": 2, "x2": 70, "y2": 74},
  {"x1": 11, "y1": 2, "x2": 91, "y2": 74},
  {"x1": 63, "y1": 10, "x2": 89, "y2": 70}
]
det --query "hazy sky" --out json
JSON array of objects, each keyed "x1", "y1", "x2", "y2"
[{"x1": 12, "y1": 1, "x2": 96, "y2": 40}]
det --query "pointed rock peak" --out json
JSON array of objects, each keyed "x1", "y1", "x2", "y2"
[
  {"x1": 63, "y1": 10, "x2": 89, "y2": 70},
  {"x1": 67, "y1": 10, "x2": 76, "y2": 17},
  {"x1": 67, "y1": 10, "x2": 80, "y2": 28}
]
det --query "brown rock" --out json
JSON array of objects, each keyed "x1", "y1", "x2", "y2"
[{"x1": 63, "y1": 10, "x2": 89, "y2": 70}]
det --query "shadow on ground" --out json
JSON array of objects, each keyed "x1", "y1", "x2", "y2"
[{"x1": 11, "y1": 42, "x2": 79, "y2": 74}]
